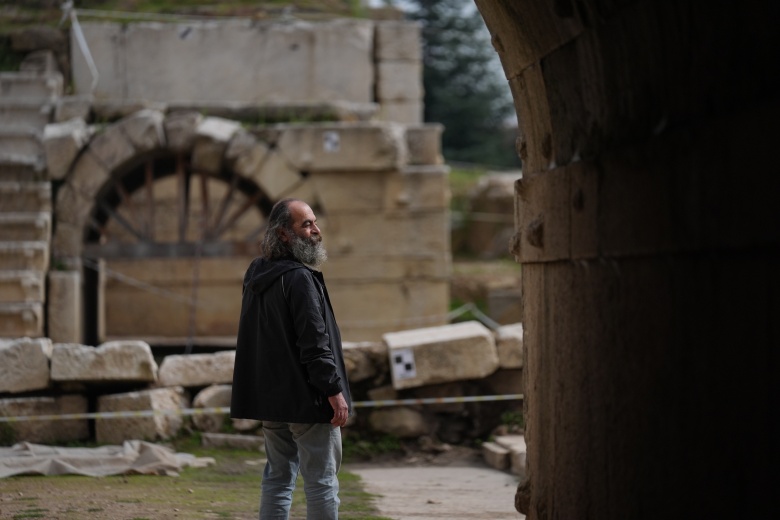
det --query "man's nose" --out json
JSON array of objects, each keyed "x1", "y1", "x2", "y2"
[{"x1": 312, "y1": 223, "x2": 321, "y2": 234}]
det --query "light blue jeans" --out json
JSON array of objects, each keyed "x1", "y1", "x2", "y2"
[{"x1": 259, "y1": 421, "x2": 342, "y2": 520}]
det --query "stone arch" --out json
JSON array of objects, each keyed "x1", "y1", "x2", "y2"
[
  {"x1": 53, "y1": 109, "x2": 316, "y2": 344},
  {"x1": 475, "y1": 1, "x2": 776, "y2": 518}
]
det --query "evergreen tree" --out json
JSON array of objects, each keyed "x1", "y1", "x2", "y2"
[{"x1": 405, "y1": 0, "x2": 519, "y2": 168}]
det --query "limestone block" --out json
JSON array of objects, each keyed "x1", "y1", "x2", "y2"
[
  {"x1": 0, "y1": 395, "x2": 88, "y2": 444},
  {"x1": 50, "y1": 341, "x2": 158, "y2": 383},
  {"x1": 0, "y1": 270, "x2": 44, "y2": 303},
  {"x1": 367, "y1": 385, "x2": 398, "y2": 402},
  {"x1": 0, "y1": 212, "x2": 51, "y2": 242},
  {"x1": 0, "y1": 72, "x2": 63, "y2": 100},
  {"x1": 201, "y1": 432, "x2": 264, "y2": 451},
  {"x1": 404, "y1": 124, "x2": 443, "y2": 165},
  {"x1": 115, "y1": 109, "x2": 166, "y2": 152},
  {"x1": 191, "y1": 384, "x2": 232, "y2": 433},
  {"x1": 0, "y1": 181, "x2": 50, "y2": 212},
  {"x1": 308, "y1": 170, "x2": 388, "y2": 212},
  {"x1": 376, "y1": 61, "x2": 423, "y2": 102},
  {"x1": 484, "y1": 368, "x2": 524, "y2": 396},
  {"x1": 323, "y1": 210, "x2": 449, "y2": 256},
  {"x1": 495, "y1": 435, "x2": 527, "y2": 477},
  {"x1": 42, "y1": 117, "x2": 90, "y2": 180},
  {"x1": 224, "y1": 130, "x2": 270, "y2": 178},
  {"x1": 0, "y1": 302, "x2": 43, "y2": 337},
  {"x1": 0, "y1": 337, "x2": 52, "y2": 393},
  {"x1": 342, "y1": 341, "x2": 387, "y2": 383},
  {"x1": 0, "y1": 100, "x2": 52, "y2": 131},
  {"x1": 385, "y1": 166, "x2": 450, "y2": 211},
  {"x1": 163, "y1": 111, "x2": 202, "y2": 152},
  {"x1": 87, "y1": 123, "x2": 137, "y2": 172},
  {"x1": 383, "y1": 321, "x2": 499, "y2": 390},
  {"x1": 158, "y1": 351, "x2": 236, "y2": 388},
  {"x1": 47, "y1": 270, "x2": 82, "y2": 344},
  {"x1": 376, "y1": 100, "x2": 423, "y2": 125},
  {"x1": 368, "y1": 407, "x2": 428, "y2": 438},
  {"x1": 495, "y1": 323, "x2": 523, "y2": 369},
  {"x1": 375, "y1": 21, "x2": 422, "y2": 61},
  {"x1": 411, "y1": 382, "x2": 466, "y2": 413},
  {"x1": 0, "y1": 128, "x2": 42, "y2": 157},
  {"x1": 96, "y1": 387, "x2": 188, "y2": 445},
  {"x1": 59, "y1": 151, "x2": 109, "y2": 219},
  {"x1": 55, "y1": 95, "x2": 94, "y2": 122},
  {"x1": 482, "y1": 441, "x2": 511, "y2": 471},
  {"x1": 277, "y1": 123, "x2": 407, "y2": 172},
  {"x1": 0, "y1": 241, "x2": 48, "y2": 271},
  {"x1": 192, "y1": 117, "x2": 242, "y2": 174},
  {"x1": 323, "y1": 252, "x2": 450, "y2": 281},
  {"x1": 52, "y1": 220, "x2": 83, "y2": 258},
  {"x1": 254, "y1": 150, "x2": 303, "y2": 199},
  {"x1": 330, "y1": 279, "x2": 450, "y2": 342},
  {"x1": 20, "y1": 50, "x2": 59, "y2": 75}
]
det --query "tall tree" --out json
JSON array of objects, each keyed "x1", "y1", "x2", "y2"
[{"x1": 405, "y1": 0, "x2": 519, "y2": 168}]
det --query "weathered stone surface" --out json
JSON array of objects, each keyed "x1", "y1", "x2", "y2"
[
  {"x1": 0, "y1": 302, "x2": 43, "y2": 337},
  {"x1": 0, "y1": 395, "x2": 88, "y2": 444},
  {"x1": 0, "y1": 212, "x2": 51, "y2": 241},
  {"x1": 20, "y1": 49, "x2": 60, "y2": 75},
  {"x1": 55, "y1": 95, "x2": 94, "y2": 122},
  {"x1": 191, "y1": 117, "x2": 242, "y2": 174},
  {"x1": 0, "y1": 72, "x2": 63, "y2": 100},
  {"x1": 411, "y1": 382, "x2": 466, "y2": 413},
  {"x1": 342, "y1": 341, "x2": 387, "y2": 383},
  {"x1": 73, "y1": 20, "x2": 373, "y2": 105},
  {"x1": 201, "y1": 432, "x2": 264, "y2": 451},
  {"x1": 47, "y1": 270, "x2": 82, "y2": 344},
  {"x1": 0, "y1": 127, "x2": 42, "y2": 157},
  {"x1": 366, "y1": 385, "x2": 398, "y2": 402},
  {"x1": 158, "y1": 351, "x2": 235, "y2": 387},
  {"x1": 466, "y1": 172, "x2": 520, "y2": 259},
  {"x1": 385, "y1": 166, "x2": 449, "y2": 211},
  {"x1": 376, "y1": 100, "x2": 423, "y2": 125},
  {"x1": 482, "y1": 441, "x2": 511, "y2": 471},
  {"x1": 86, "y1": 122, "x2": 137, "y2": 172},
  {"x1": 42, "y1": 117, "x2": 90, "y2": 180},
  {"x1": 0, "y1": 337, "x2": 52, "y2": 393},
  {"x1": 376, "y1": 61, "x2": 423, "y2": 102},
  {"x1": 368, "y1": 407, "x2": 428, "y2": 438},
  {"x1": 383, "y1": 321, "x2": 499, "y2": 390},
  {"x1": 495, "y1": 323, "x2": 523, "y2": 369},
  {"x1": 253, "y1": 150, "x2": 302, "y2": 199},
  {"x1": 0, "y1": 270, "x2": 44, "y2": 303},
  {"x1": 494, "y1": 435, "x2": 526, "y2": 477},
  {"x1": 375, "y1": 21, "x2": 421, "y2": 61},
  {"x1": 224, "y1": 130, "x2": 270, "y2": 178},
  {"x1": 277, "y1": 123, "x2": 407, "y2": 172},
  {"x1": 50, "y1": 341, "x2": 158, "y2": 383},
  {"x1": 0, "y1": 182, "x2": 50, "y2": 212},
  {"x1": 404, "y1": 124, "x2": 443, "y2": 166},
  {"x1": 0, "y1": 100, "x2": 53, "y2": 132},
  {"x1": 0, "y1": 241, "x2": 49, "y2": 271},
  {"x1": 191, "y1": 384, "x2": 232, "y2": 433},
  {"x1": 96, "y1": 386, "x2": 187, "y2": 445},
  {"x1": 115, "y1": 109, "x2": 166, "y2": 152},
  {"x1": 163, "y1": 110, "x2": 202, "y2": 152}
]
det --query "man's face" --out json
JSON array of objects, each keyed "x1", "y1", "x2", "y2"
[{"x1": 282, "y1": 201, "x2": 327, "y2": 267}]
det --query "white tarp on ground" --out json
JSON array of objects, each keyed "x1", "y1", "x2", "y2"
[{"x1": 0, "y1": 441, "x2": 214, "y2": 478}]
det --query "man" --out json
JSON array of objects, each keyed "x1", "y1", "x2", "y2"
[{"x1": 231, "y1": 198, "x2": 352, "y2": 520}]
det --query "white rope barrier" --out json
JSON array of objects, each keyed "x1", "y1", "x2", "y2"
[{"x1": 0, "y1": 394, "x2": 523, "y2": 423}]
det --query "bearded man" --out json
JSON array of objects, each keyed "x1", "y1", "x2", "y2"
[{"x1": 231, "y1": 198, "x2": 352, "y2": 520}]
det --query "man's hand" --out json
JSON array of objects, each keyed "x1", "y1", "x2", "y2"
[{"x1": 328, "y1": 392, "x2": 348, "y2": 427}]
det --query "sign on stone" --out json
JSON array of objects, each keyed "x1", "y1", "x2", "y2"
[
  {"x1": 391, "y1": 348, "x2": 417, "y2": 381},
  {"x1": 322, "y1": 131, "x2": 340, "y2": 153}
]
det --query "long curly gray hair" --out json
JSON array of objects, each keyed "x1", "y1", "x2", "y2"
[{"x1": 260, "y1": 198, "x2": 298, "y2": 260}]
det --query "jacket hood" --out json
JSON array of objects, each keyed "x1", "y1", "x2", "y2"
[{"x1": 244, "y1": 257, "x2": 306, "y2": 295}]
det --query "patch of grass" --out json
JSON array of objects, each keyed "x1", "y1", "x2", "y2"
[{"x1": 342, "y1": 432, "x2": 403, "y2": 462}]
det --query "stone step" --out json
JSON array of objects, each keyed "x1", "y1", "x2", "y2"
[
  {"x1": 0, "y1": 72, "x2": 64, "y2": 101},
  {"x1": 0, "y1": 212, "x2": 51, "y2": 241},
  {"x1": 0, "y1": 270, "x2": 45, "y2": 303},
  {"x1": 0, "y1": 126, "x2": 43, "y2": 157},
  {"x1": 0, "y1": 241, "x2": 50, "y2": 271},
  {"x1": 0, "y1": 301, "x2": 44, "y2": 337},
  {"x1": 0, "y1": 182, "x2": 51, "y2": 212},
  {"x1": 0, "y1": 99, "x2": 54, "y2": 131},
  {"x1": 0, "y1": 153, "x2": 46, "y2": 181},
  {"x1": 494, "y1": 434, "x2": 527, "y2": 477}
]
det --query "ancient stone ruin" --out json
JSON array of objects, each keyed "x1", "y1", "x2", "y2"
[{"x1": 1, "y1": 11, "x2": 523, "y2": 460}]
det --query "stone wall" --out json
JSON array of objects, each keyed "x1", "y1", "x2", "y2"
[{"x1": 0, "y1": 321, "x2": 523, "y2": 446}]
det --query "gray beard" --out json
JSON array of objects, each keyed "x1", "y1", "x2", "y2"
[{"x1": 289, "y1": 233, "x2": 327, "y2": 268}]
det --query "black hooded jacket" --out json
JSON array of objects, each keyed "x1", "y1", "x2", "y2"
[{"x1": 230, "y1": 256, "x2": 352, "y2": 423}]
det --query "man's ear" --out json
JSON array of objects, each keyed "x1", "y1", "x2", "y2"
[{"x1": 278, "y1": 227, "x2": 290, "y2": 243}]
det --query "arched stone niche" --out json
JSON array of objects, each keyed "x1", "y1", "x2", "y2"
[
  {"x1": 50, "y1": 109, "x2": 451, "y2": 345},
  {"x1": 475, "y1": 0, "x2": 777, "y2": 518}
]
